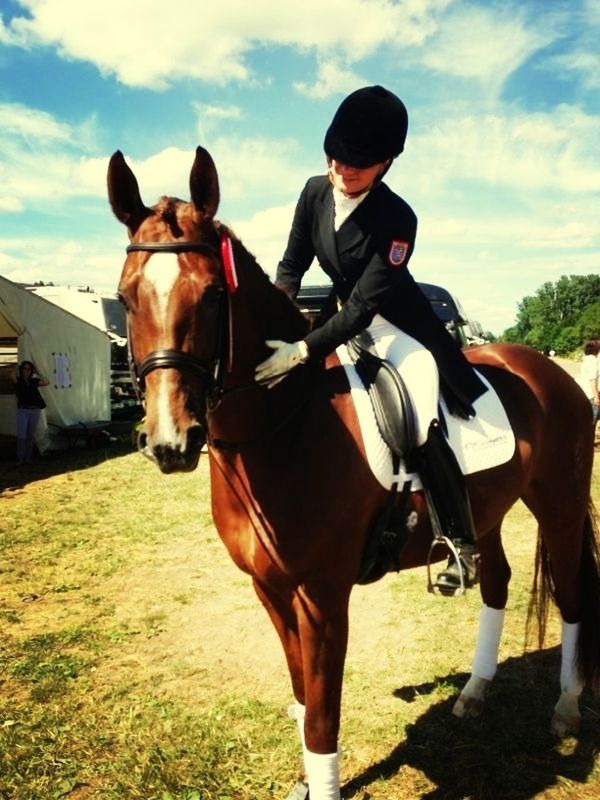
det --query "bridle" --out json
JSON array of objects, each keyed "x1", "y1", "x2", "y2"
[
  {"x1": 123, "y1": 236, "x2": 310, "y2": 452},
  {"x1": 124, "y1": 240, "x2": 228, "y2": 409}
]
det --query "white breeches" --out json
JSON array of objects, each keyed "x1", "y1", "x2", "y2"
[{"x1": 366, "y1": 314, "x2": 439, "y2": 446}]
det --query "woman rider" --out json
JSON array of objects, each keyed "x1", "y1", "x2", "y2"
[{"x1": 255, "y1": 85, "x2": 487, "y2": 594}]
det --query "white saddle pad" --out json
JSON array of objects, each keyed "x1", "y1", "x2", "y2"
[{"x1": 336, "y1": 344, "x2": 515, "y2": 491}]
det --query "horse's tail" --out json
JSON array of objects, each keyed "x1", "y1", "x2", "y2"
[
  {"x1": 578, "y1": 502, "x2": 600, "y2": 693},
  {"x1": 526, "y1": 500, "x2": 600, "y2": 694}
]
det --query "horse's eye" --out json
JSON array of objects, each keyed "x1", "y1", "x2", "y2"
[{"x1": 117, "y1": 293, "x2": 129, "y2": 311}]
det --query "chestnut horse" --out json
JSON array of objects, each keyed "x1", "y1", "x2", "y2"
[{"x1": 108, "y1": 146, "x2": 600, "y2": 800}]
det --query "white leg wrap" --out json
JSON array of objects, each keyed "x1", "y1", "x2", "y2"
[
  {"x1": 303, "y1": 750, "x2": 340, "y2": 800},
  {"x1": 453, "y1": 605, "x2": 504, "y2": 717},
  {"x1": 560, "y1": 620, "x2": 584, "y2": 695},
  {"x1": 472, "y1": 604, "x2": 505, "y2": 681},
  {"x1": 551, "y1": 620, "x2": 584, "y2": 736},
  {"x1": 288, "y1": 702, "x2": 341, "y2": 799},
  {"x1": 288, "y1": 701, "x2": 307, "y2": 752}
]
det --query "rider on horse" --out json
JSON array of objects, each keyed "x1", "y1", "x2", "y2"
[{"x1": 255, "y1": 85, "x2": 488, "y2": 594}]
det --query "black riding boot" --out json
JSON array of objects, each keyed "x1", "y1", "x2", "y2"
[{"x1": 414, "y1": 419, "x2": 479, "y2": 595}]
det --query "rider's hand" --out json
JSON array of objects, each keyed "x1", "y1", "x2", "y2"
[{"x1": 255, "y1": 340, "x2": 309, "y2": 388}]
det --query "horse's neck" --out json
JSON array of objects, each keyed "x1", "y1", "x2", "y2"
[
  {"x1": 209, "y1": 239, "x2": 309, "y2": 444},
  {"x1": 227, "y1": 239, "x2": 307, "y2": 378}
]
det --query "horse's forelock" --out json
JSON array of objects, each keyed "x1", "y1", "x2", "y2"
[{"x1": 152, "y1": 196, "x2": 186, "y2": 238}]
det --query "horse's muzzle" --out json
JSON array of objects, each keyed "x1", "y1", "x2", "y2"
[{"x1": 137, "y1": 424, "x2": 206, "y2": 474}]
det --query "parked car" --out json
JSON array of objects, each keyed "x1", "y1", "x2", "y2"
[{"x1": 296, "y1": 282, "x2": 470, "y2": 346}]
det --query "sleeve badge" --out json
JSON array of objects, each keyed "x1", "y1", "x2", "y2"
[{"x1": 388, "y1": 240, "x2": 409, "y2": 267}]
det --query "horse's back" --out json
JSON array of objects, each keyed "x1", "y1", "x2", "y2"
[
  {"x1": 467, "y1": 342, "x2": 588, "y2": 420},
  {"x1": 466, "y1": 342, "x2": 593, "y2": 514}
]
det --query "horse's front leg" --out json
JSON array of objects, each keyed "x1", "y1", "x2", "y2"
[
  {"x1": 294, "y1": 584, "x2": 350, "y2": 800},
  {"x1": 453, "y1": 524, "x2": 510, "y2": 718},
  {"x1": 253, "y1": 578, "x2": 305, "y2": 702}
]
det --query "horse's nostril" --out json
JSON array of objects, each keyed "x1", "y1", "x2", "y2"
[{"x1": 137, "y1": 430, "x2": 148, "y2": 451}]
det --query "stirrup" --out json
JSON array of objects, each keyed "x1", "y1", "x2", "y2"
[{"x1": 427, "y1": 535, "x2": 471, "y2": 596}]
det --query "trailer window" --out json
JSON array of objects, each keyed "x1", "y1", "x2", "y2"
[{"x1": 0, "y1": 336, "x2": 18, "y2": 394}]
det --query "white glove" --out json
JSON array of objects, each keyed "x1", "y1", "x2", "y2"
[{"x1": 255, "y1": 339, "x2": 309, "y2": 388}]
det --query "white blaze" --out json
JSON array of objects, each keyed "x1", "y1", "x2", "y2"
[
  {"x1": 144, "y1": 253, "x2": 180, "y2": 319},
  {"x1": 144, "y1": 253, "x2": 185, "y2": 446}
]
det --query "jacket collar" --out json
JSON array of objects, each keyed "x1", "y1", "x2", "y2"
[
  {"x1": 335, "y1": 183, "x2": 382, "y2": 254},
  {"x1": 317, "y1": 184, "x2": 340, "y2": 271}
]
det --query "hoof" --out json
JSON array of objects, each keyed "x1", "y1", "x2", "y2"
[
  {"x1": 286, "y1": 780, "x2": 309, "y2": 800},
  {"x1": 551, "y1": 711, "x2": 581, "y2": 738},
  {"x1": 453, "y1": 693, "x2": 484, "y2": 719}
]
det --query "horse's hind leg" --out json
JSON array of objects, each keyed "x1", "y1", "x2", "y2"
[
  {"x1": 453, "y1": 521, "x2": 511, "y2": 719},
  {"x1": 522, "y1": 479, "x2": 590, "y2": 736}
]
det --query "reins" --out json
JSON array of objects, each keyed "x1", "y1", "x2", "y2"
[{"x1": 207, "y1": 368, "x2": 314, "y2": 452}]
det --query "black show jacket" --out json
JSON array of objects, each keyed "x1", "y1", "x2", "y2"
[{"x1": 276, "y1": 175, "x2": 487, "y2": 406}]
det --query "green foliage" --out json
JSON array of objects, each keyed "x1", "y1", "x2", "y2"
[{"x1": 501, "y1": 274, "x2": 600, "y2": 354}]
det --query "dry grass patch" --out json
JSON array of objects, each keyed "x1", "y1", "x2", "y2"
[{"x1": 0, "y1": 445, "x2": 598, "y2": 799}]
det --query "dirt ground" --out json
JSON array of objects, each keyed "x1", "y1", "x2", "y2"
[
  {"x1": 90, "y1": 495, "x2": 440, "y2": 713},
  {"x1": 0, "y1": 440, "x2": 484, "y2": 718},
  {"x1": 2, "y1": 429, "x2": 599, "y2": 799}
]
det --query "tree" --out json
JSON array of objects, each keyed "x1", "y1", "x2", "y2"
[
  {"x1": 501, "y1": 274, "x2": 600, "y2": 354},
  {"x1": 577, "y1": 301, "x2": 600, "y2": 341}
]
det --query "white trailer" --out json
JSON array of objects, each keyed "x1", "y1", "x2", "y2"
[{"x1": 0, "y1": 275, "x2": 111, "y2": 451}]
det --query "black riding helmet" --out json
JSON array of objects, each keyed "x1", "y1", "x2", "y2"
[{"x1": 324, "y1": 85, "x2": 408, "y2": 168}]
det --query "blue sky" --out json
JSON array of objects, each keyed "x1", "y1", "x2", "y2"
[{"x1": 0, "y1": 0, "x2": 598, "y2": 334}]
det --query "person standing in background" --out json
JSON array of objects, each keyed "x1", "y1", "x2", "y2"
[
  {"x1": 578, "y1": 340, "x2": 600, "y2": 447},
  {"x1": 12, "y1": 360, "x2": 49, "y2": 465}
]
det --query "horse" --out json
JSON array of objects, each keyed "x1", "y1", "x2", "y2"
[{"x1": 107, "y1": 145, "x2": 600, "y2": 800}]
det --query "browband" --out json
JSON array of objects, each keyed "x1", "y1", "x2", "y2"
[{"x1": 126, "y1": 242, "x2": 218, "y2": 255}]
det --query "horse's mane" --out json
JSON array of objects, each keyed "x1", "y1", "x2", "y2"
[
  {"x1": 147, "y1": 197, "x2": 309, "y2": 343},
  {"x1": 215, "y1": 220, "x2": 309, "y2": 342}
]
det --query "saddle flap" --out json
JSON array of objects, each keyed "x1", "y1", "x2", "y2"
[{"x1": 348, "y1": 334, "x2": 417, "y2": 458}]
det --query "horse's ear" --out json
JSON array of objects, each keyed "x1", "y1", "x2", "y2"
[
  {"x1": 107, "y1": 150, "x2": 151, "y2": 233},
  {"x1": 189, "y1": 146, "x2": 220, "y2": 219}
]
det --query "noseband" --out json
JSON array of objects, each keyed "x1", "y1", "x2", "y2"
[{"x1": 125, "y1": 241, "x2": 226, "y2": 405}]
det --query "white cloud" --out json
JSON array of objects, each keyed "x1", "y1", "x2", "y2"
[
  {"x1": 208, "y1": 136, "x2": 315, "y2": 206},
  {"x1": 0, "y1": 95, "x2": 314, "y2": 214},
  {"x1": 194, "y1": 103, "x2": 244, "y2": 141},
  {"x1": 105, "y1": 138, "x2": 313, "y2": 214},
  {"x1": 3, "y1": 0, "x2": 448, "y2": 90},
  {"x1": 552, "y1": 51, "x2": 600, "y2": 90},
  {"x1": 0, "y1": 102, "x2": 103, "y2": 209},
  {"x1": 404, "y1": 105, "x2": 600, "y2": 196},
  {"x1": 419, "y1": 2, "x2": 555, "y2": 96},
  {"x1": 0, "y1": 233, "x2": 125, "y2": 291},
  {"x1": 231, "y1": 202, "x2": 296, "y2": 275},
  {"x1": 0, "y1": 196, "x2": 24, "y2": 212},
  {"x1": 419, "y1": 212, "x2": 598, "y2": 252},
  {"x1": 294, "y1": 58, "x2": 365, "y2": 99},
  {"x1": 0, "y1": 102, "x2": 72, "y2": 142}
]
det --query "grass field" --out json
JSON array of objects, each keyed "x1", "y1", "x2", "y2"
[{"x1": 0, "y1": 442, "x2": 599, "y2": 800}]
